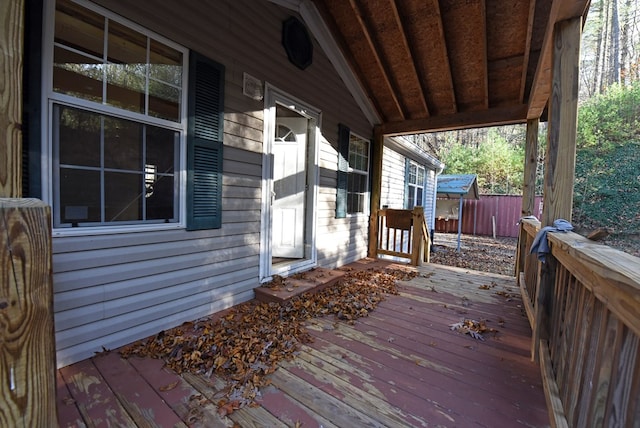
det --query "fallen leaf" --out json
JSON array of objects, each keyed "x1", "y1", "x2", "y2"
[{"x1": 159, "y1": 381, "x2": 179, "y2": 392}]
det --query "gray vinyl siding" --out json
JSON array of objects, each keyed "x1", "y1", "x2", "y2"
[
  {"x1": 52, "y1": 0, "x2": 372, "y2": 366},
  {"x1": 380, "y1": 145, "x2": 440, "y2": 232},
  {"x1": 424, "y1": 169, "x2": 437, "y2": 231},
  {"x1": 380, "y1": 146, "x2": 407, "y2": 209}
]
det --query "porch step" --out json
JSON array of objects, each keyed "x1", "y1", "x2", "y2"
[
  {"x1": 254, "y1": 258, "x2": 414, "y2": 305},
  {"x1": 254, "y1": 267, "x2": 345, "y2": 304}
]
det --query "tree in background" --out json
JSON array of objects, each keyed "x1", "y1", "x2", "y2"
[{"x1": 437, "y1": 128, "x2": 525, "y2": 195}]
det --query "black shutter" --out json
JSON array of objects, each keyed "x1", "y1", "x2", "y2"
[
  {"x1": 187, "y1": 52, "x2": 225, "y2": 230},
  {"x1": 336, "y1": 123, "x2": 350, "y2": 218}
]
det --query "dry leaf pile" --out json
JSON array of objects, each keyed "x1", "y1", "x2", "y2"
[
  {"x1": 430, "y1": 234, "x2": 517, "y2": 276},
  {"x1": 449, "y1": 319, "x2": 498, "y2": 341},
  {"x1": 120, "y1": 267, "x2": 415, "y2": 409}
]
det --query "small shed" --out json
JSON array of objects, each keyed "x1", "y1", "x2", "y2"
[{"x1": 436, "y1": 174, "x2": 479, "y2": 251}]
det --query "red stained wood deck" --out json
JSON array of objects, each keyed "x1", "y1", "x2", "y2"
[{"x1": 57, "y1": 262, "x2": 549, "y2": 427}]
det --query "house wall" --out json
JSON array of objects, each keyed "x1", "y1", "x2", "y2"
[
  {"x1": 380, "y1": 145, "x2": 439, "y2": 232},
  {"x1": 49, "y1": 0, "x2": 373, "y2": 366}
]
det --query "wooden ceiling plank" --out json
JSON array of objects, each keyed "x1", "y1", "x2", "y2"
[
  {"x1": 389, "y1": 0, "x2": 430, "y2": 117},
  {"x1": 347, "y1": 0, "x2": 405, "y2": 121},
  {"x1": 440, "y1": 0, "x2": 487, "y2": 111},
  {"x1": 520, "y1": 0, "x2": 537, "y2": 103},
  {"x1": 400, "y1": 0, "x2": 456, "y2": 115},
  {"x1": 381, "y1": 104, "x2": 528, "y2": 136},
  {"x1": 316, "y1": 0, "x2": 388, "y2": 120}
]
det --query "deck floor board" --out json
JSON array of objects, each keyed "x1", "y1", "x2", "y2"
[{"x1": 57, "y1": 261, "x2": 550, "y2": 427}]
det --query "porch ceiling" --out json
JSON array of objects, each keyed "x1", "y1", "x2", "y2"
[{"x1": 312, "y1": 0, "x2": 590, "y2": 135}]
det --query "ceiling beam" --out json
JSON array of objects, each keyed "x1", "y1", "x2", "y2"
[
  {"x1": 389, "y1": 0, "x2": 430, "y2": 117},
  {"x1": 380, "y1": 104, "x2": 528, "y2": 136},
  {"x1": 348, "y1": 0, "x2": 405, "y2": 120},
  {"x1": 527, "y1": 0, "x2": 590, "y2": 119},
  {"x1": 520, "y1": 0, "x2": 536, "y2": 103}
]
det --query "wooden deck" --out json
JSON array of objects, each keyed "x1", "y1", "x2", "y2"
[{"x1": 57, "y1": 262, "x2": 549, "y2": 427}]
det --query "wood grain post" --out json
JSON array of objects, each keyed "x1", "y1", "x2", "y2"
[
  {"x1": 517, "y1": 118, "x2": 539, "y2": 278},
  {"x1": 410, "y1": 206, "x2": 424, "y2": 266},
  {"x1": 368, "y1": 126, "x2": 384, "y2": 258},
  {"x1": 522, "y1": 118, "x2": 539, "y2": 217},
  {"x1": 0, "y1": 199, "x2": 56, "y2": 426},
  {"x1": 0, "y1": 0, "x2": 24, "y2": 198},
  {"x1": 532, "y1": 16, "x2": 581, "y2": 362}
]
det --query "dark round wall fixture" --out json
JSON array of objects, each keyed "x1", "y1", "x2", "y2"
[{"x1": 282, "y1": 16, "x2": 313, "y2": 70}]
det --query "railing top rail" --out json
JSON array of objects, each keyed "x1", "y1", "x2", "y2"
[{"x1": 521, "y1": 217, "x2": 541, "y2": 236}]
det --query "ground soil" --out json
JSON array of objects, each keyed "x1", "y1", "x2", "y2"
[
  {"x1": 430, "y1": 233, "x2": 518, "y2": 276},
  {"x1": 430, "y1": 231, "x2": 640, "y2": 277}
]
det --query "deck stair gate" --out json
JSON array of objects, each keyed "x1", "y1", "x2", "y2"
[{"x1": 376, "y1": 206, "x2": 430, "y2": 266}]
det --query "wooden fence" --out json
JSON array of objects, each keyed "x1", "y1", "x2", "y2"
[
  {"x1": 436, "y1": 195, "x2": 543, "y2": 238},
  {"x1": 515, "y1": 217, "x2": 640, "y2": 427},
  {"x1": 376, "y1": 206, "x2": 430, "y2": 265}
]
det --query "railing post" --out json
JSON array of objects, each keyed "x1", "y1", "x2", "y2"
[
  {"x1": 368, "y1": 127, "x2": 384, "y2": 258},
  {"x1": 411, "y1": 207, "x2": 424, "y2": 266},
  {"x1": 0, "y1": 199, "x2": 56, "y2": 425}
]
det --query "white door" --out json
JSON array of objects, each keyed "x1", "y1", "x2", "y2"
[{"x1": 272, "y1": 117, "x2": 307, "y2": 258}]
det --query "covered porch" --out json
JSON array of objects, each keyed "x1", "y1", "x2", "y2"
[{"x1": 57, "y1": 260, "x2": 547, "y2": 427}]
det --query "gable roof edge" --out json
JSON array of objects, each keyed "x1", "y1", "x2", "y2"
[{"x1": 266, "y1": 0, "x2": 380, "y2": 126}]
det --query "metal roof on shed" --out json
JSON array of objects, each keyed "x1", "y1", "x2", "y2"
[{"x1": 437, "y1": 174, "x2": 479, "y2": 199}]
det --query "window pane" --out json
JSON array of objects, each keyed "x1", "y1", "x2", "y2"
[
  {"x1": 407, "y1": 186, "x2": 416, "y2": 209},
  {"x1": 55, "y1": 0, "x2": 104, "y2": 58},
  {"x1": 105, "y1": 172, "x2": 142, "y2": 221},
  {"x1": 58, "y1": 106, "x2": 101, "y2": 167},
  {"x1": 53, "y1": 47, "x2": 104, "y2": 102},
  {"x1": 106, "y1": 20, "x2": 147, "y2": 114},
  {"x1": 148, "y1": 81, "x2": 180, "y2": 121},
  {"x1": 347, "y1": 172, "x2": 367, "y2": 213},
  {"x1": 348, "y1": 135, "x2": 369, "y2": 173},
  {"x1": 104, "y1": 117, "x2": 143, "y2": 171},
  {"x1": 417, "y1": 166, "x2": 425, "y2": 183},
  {"x1": 146, "y1": 175, "x2": 175, "y2": 220},
  {"x1": 416, "y1": 189, "x2": 423, "y2": 206},
  {"x1": 146, "y1": 126, "x2": 177, "y2": 173},
  {"x1": 59, "y1": 168, "x2": 101, "y2": 224},
  {"x1": 149, "y1": 39, "x2": 182, "y2": 86}
]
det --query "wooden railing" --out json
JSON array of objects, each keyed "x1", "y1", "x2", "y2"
[
  {"x1": 516, "y1": 217, "x2": 640, "y2": 427},
  {"x1": 376, "y1": 207, "x2": 430, "y2": 266}
]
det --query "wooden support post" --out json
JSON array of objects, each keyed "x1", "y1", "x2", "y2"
[
  {"x1": 368, "y1": 126, "x2": 384, "y2": 258},
  {"x1": 516, "y1": 118, "x2": 539, "y2": 278},
  {"x1": 0, "y1": 0, "x2": 25, "y2": 198},
  {"x1": 410, "y1": 206, "x2": 424, "y2": 266},
  {"x1": 522, "y1": 118, "x2": 539, "y2": 217},
  {"x1": 0, "y1": 199, "x2": 56, "y2": 425},
  {"x1": 532, "y1": 16, "x2": 581, "y2": 362}
]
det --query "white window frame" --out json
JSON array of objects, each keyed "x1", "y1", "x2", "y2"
[
  {"x1": 407, "y1": 161, "x2": 425, "y2": 209},
  {"x1": 347, "y1": 131, "x2": 370, "y2": 216},
  {"x1": 42, "y1": 0, "x2": 189, "y2": 236}
]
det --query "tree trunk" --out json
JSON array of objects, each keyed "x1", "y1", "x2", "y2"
[{"x1": 609, "y1": 0, "x2": 620, "y2": 85}]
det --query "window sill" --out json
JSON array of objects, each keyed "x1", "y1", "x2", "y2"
[{"x1": 52, "y1": 222, "x2": 185, "y2": 238}]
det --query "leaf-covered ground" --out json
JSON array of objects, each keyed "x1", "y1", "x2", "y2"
[
  {"x1": 120, "y1": 267, "x2": 416, "y2": 411},
  {"x1": 430, "y1": 233, "x2": 517, "y2": 276}
]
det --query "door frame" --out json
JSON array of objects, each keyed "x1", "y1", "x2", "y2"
[{"x1": 259, "y1": 84, "x2": 321, "y2": 282}]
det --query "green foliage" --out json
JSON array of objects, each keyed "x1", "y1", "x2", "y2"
[
  {"x1": 578, "y1": 81, "x2": 640, "y2": 150},
  {"x1": 573, "y1": 142, "x2": 640, "y2": 233},
  {"x1": 440, "y1": 130, "x2": 524, "y2": 194}
]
